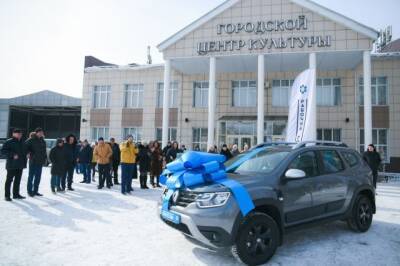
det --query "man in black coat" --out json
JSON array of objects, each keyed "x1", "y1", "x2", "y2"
[
  {"x1": 363, "y1": 144, "x2": 382, "y2": 188},
  {"x1": 137, "y1": 143, "x2": 151, "y2": 189},
  {"x1": 77, "y1": 139, "x2": 93, "y2": 184},
  {"x1": 2, "y1": 129, "x2": 26, "y2": 201},
  {"x1": 25, "y1": 127, "x2": 47, "y2": 197},
  {"x1": 109, "y1": 138, "x2": 120, "y2": 185},
  {"x1": 62, "y1": 134, "x2": 79, "y2": 191},
  {"x1": 49, "y1": 139, "x2": 66, "y2": 193}
]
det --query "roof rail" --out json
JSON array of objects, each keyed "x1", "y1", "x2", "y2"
[
  {"x1": 252, "y1": 142, "x2": 296, "y2": 149},
  {"x1": 293, "y1": 141, "x2": 348, "y2": 149}
]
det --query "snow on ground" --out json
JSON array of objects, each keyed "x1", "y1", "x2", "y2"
[{"x1": 0, "y1": 159, "x2": 399, "y2": 266}]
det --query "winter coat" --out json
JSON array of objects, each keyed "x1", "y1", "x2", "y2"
[
  {"x1": 166, "y1": 147, "x2": 181, "y2": 163},
  {"x1": 150, "y1": 147, "x2": 163, "y2": 177},
  {"x1": 162, "y1": 145, "x2": 171, "y2": 157},
  {"x1": 94, "y1": 143, "x2": 113, "y2": 164},
  {"x1": 119, "y1": 141, "x2": 138, "y2": 164},
  {"x1": 220, "y1": 149, "x2": 233, "y2": 160},
  {"x1": 231, "y1": 149, "x2": 240, "y2": 157},
  {"x1": 49, "y1": 145, "x2": 66, "y2": 176},
  {"x1": 78, "y1": 145, "x2": 93, "y2": 164},
  {"x1": 110, "y1": 143, "x2": 120, "y2": 163},
  {"x1": 137, "y1": 145, "x2": 151, "y2": 172},
  {"x1": 25, "y1": 135, "x2": 47, "y2": 166},
  {"x1": 1, "y1": 137, "x2": 27, "y2": 170},
  {"x1": 363, "y1": 151, "x2": 382, "y2": 171},
  {"x1": 64, "y1": 143, "x2": 79, "y2": 167}
]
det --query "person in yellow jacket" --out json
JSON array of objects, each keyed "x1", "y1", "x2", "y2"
[
  {"x1": 93, "y1": 137, "x2": 113, "y2": 189},
  {"x1": 119, "y1": 134, "x2": 138, "y2": 194}
]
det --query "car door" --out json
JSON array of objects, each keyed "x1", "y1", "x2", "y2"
[
  {"x1": 281, "y1": 151, "x2": 319, "y2": 226},
  {"x1": 311, "y1": 149, "x2": 348, "y2": 218}
]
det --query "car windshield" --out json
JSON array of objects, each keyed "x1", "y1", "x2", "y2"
[{"x1": 225, "y1": 148, "x2": 290, "y2": 174}]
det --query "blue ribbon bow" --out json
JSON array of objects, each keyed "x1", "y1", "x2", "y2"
[{"x1": 160, "y1": 151, "x2": 255, "y2": 216}]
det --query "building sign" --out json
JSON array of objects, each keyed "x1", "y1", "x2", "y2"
[{"x1": 196, "y1": 16, "x2": 331, "y2": 55}]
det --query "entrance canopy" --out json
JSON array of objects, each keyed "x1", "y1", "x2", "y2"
[{"x1": 170, "y1": 50, "x2": 363, "y2": 74}]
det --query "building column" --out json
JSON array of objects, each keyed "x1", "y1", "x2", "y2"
[
  {"x1": 309, "y1": 52, "x2": 317, "y2": 141},
  {"x1": 207, "y1": 57, "x2": 216, "y2": 149},
  {"x1": 257, "y1": 54, "x2": 265, "y2": 144},
  {"x1": 162, "y1": 59, "x2": 171, "y2": 148},
  {"x1": 363, "y1": 50, "x2": 372, "y2": 149}
]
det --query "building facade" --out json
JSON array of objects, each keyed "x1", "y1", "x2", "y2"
[{"x1": 80, "y1": 0, "x2": 400, "y2": 170}]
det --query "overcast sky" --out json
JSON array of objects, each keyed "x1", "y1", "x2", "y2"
[{"x1": 0, "y1": 0, "x2": 399, "y2": 99}]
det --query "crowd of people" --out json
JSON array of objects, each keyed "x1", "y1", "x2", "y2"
[
  {"x1": 1, "y1": 127, "x2": 248, "y2": 202},
  {"x1": 1, "y1": 127, "x2": 383, "y2": 201}
]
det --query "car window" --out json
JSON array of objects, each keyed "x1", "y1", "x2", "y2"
[
  {"x1": 233, "y1": 150, "x2": 289, "y2": 174},
  {"x1": 289, "y1": 151, "x2": 319, "y2": 177},
  {"x1": 341, "y1": 151, "x2": 359, "y2": 167},
  {"x1": 320, "y1": 150, "x2": 344, "y2": 174}
]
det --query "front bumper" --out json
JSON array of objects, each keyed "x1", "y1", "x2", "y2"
[{"x1": 158, "y1": 198, "x2": 240, "y2": 249}]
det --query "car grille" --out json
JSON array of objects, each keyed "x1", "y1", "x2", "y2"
[{"x1": 174, "y1": 190, "x2": 198, "y2": 207}]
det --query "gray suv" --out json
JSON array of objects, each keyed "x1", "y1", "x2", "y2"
[{"x1": 159, "y1": 141, "x2": 376, "y2": 265}]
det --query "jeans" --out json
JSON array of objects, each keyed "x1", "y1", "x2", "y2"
[
  {"x1": 80, "y1": 163, "x2": 91, "y2": 183},
  {"x1": 75, "y1": 163, "x2": 81, "y2": 174},
  {"x1": 27, "y1": 163, "x2": 43, "y2": 195},
  {"x1": 61, "y1": 165, "x2": 74, "y2": 189},
  {"x1": 98, "y1": 164, "x2": 111, "y2": 188},
  {"x1": 121, "y1": 163, "x2": 134, "y2": 193},
  {"x1": 5, "y1": 169, "x2": 23, "y2": 198},
  {"x1": 51, "y1": 175, "x2": 61, "y2": 189}
]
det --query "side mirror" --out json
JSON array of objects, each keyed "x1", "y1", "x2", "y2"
[{"x1": 285, "y1": 169, "x2": 306, "y2": 179}]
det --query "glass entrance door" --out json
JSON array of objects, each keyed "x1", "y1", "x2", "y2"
[{"x1": 227, "y1": 135, "x2": 253, "y2": 151}]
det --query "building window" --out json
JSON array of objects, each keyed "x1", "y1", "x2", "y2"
[
  {"x1": 122, "y1": 127, "x2": 142, "y2": 142},
  {"x1": 264, "y1": 121, "x2": 287, "y2": 142},
  {"x1": 124, "y1": 84, "x2": 144, "y2": 108},
  {"x1": 91, "y1": 127, "x2": 109, "y2": 141},
  {"x1": 192, "y1": 128, "x2": 208, "y2": 151},
  {"x1": 156, "y1": 82, "x2": 178, "y2": 108},
  {"x1": 93, "y1": 86, "x2": 111, "y2": 108},
  {"x1": 360, "y1": 128, "x2": 388, "y2": 162},
  {"x1": 232, "y1": 80, "x2": 257, "y2": 107},
  {"x1": 272, "y1": 79, "x2": 293, "y2": 107},
  {"x1": 317, "y1": 78, "x2": 341, "y2": 106},
  {"x1": 359, "y1": 77, "x2": 387, "y2": 105},
  {"x1": 317, "y1": 128, "x2": 341, "y2": 141},
  {"x1": 193, "y1": 81, "x2": 209, "y2": 107},
  {"x1": 155, "y1": 128, "x2": 177, "y2": 142}
]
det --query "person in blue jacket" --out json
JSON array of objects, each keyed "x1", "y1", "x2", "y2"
[
  {"x1": 78, "y1": 139, "x2": 93, "y2": 184},
  {"x1": 49, "y1": 138, "x2": 66, "y2": 193},
  {"x1": 2, "y1": 128, "x2": 27, "y2": 201}
]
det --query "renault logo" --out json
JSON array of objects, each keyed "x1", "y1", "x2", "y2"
[{"x1": 172, "y1": 190, "x2": 180, "y2": 204}]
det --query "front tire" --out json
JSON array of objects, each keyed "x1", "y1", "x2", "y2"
[
  {"x1": 232, "y1": 212, "x2": 279, "y2": 265},
  {"x1": 347, "y1": 195, "x2": 373, "y2": 232}
]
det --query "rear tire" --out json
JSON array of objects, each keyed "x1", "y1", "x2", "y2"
[
  {"x1": 231, "y1": 212, "x2": 279, "y2": 265},
  {"x1": 347, "y1": 194, "x2": 373, "y2": 232}
]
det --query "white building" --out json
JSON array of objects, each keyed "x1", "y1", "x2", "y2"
[{"x1": 80, "y1": 0, "x2": 400, "y2": 171}]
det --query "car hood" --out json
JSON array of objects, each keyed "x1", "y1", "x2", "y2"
[{"x1": 185, "y1": 172, "x2": 267, "y2": 193}]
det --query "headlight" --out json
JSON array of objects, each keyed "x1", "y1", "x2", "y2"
[{"x1": 196, "y1": 192, "x2": 230, "y2": 208}]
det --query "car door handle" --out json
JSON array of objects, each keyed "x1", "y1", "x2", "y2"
[{"x1": 316, "y1": 184, "x2": 323, "y2": 191}]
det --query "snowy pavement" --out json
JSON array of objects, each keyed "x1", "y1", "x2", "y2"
[{"x1": 0, "y1": 160, "x2": 399, "y2": 266}]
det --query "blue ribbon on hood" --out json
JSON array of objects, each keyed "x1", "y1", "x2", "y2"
[{"x1": 160, "y1": 151, "x2": 255, "y2": 216}]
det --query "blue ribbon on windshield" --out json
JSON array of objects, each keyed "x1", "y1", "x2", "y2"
[{"x1": 160, "y1": 151, "x2": 255, "y2": 216}]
